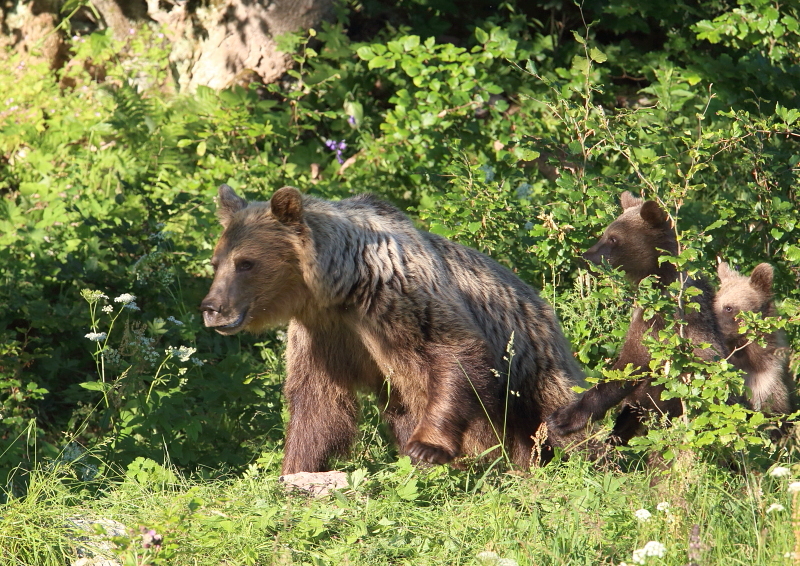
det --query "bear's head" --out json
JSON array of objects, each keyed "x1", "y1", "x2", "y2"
[
  {"x1": 714, "y1": 261, "x2": 775, "y2": 348},
  {"x1": 201, "y1": 185, "x2": 310, "y2": 334},
  {"x1": 582, "y1": 191, "x2": 678, "y2": 284}
]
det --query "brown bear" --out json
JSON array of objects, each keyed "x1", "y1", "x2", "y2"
[
  {"x1": 547, "y1": 191, "x2": 727, "y2": 444},
  {"x1": 201, "y1": 185, "x2": 586, "y2": 473},
  {"x1": 714, "y1": 261, "x2": 794, "y2": 415}
]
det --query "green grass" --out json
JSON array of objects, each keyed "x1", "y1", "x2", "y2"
[{"x1": 4, "y1": 442, "x2": 798, "y2": 566}]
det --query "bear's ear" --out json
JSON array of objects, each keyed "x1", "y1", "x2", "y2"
[
  {"x1": 270, "y1": 186, "x2": 304, "y2": 224},
  {"x1": 620, "y1": 191, "x2": 643, "y2": 210},
  {"x1": 217, "y1": 184, "x2": 247, "y2": 228},
  {"x1": 639, "y1": 200, "x2": 668, "y2": 226},
  {"x1": 717, "y1": 260, "x2": 735, "y2": 281},
  {"x1": 749, "y1": 263, "x2": 774, "y2": 294}
]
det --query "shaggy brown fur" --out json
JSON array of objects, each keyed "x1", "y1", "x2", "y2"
[
  {"x1": 201, "y1": 185, "x2": 586, "y2": 473},
  {"x1": 715, "y1": 262, "x2": 794, "y2": 415},
  {"x1": 548, "y1": 191, "x2": 727, "y2": 444}
]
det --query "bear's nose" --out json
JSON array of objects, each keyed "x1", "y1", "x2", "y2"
[
  {"x1": 200, "y1": 299, "x2": 220, "y2": 314},
  {"x1": 200, "y1": 299, "x2": 222, "y2": 327}
]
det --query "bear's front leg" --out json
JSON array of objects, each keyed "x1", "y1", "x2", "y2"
[
  {"x1": 404, "y1": 344, "x2": 495, "y2": 465},
  {"x1": 282, "y1": 321, "x2": 376, "y2": 474}
]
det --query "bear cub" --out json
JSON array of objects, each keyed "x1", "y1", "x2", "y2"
[
  {"x1": 714, "y1": 261, "x2": 794, "y2": 415},
  {"x1": 201, "y1": 185, "x2": 586, "y2": 473},
  {"x1": 548, "y1": 191, "x2": 727, "y2": 444}
]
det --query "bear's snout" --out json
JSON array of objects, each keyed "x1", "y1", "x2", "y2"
[{"x1": 200, "y1": 298, "x2": 221, "y2": 327}]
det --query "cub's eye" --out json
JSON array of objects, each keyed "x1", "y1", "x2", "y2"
[
  {"x1": 608, "y1": 236, "x2": 618, "y2": 244},
  {"x1": 725, "y1": 306, "x2": 733, "y2": 313},
  {"x1": 236, "y1": 260, "x2": 254, "y2": 272}
]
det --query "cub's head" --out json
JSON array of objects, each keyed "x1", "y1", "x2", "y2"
[
  {"x1": 714, "y1": 261, "x2": 775, "y2": 346},
  {"x1": 201, "y1": 185, "x2": 309, "y2": 334},
  {"x1": 582, "y1": 191, "x2": 677, "y2": 284}
]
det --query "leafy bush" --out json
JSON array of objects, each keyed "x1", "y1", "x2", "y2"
[{"x1": 0, "y1": 0, "x2": 798, "y2": 490}]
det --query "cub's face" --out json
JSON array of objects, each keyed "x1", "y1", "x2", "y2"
[
  {"x1": 583, "y1": 192, "x2": 677, "y2": 284},
  {"x1": 201, "y1": 185, "x2": 307, "y2": 335},
  {"x1": 714, "y1": 262, "x2": 774, "y2": 345}
]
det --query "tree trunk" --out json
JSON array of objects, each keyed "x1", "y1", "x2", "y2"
[
  {"x1": 1, "y1": 0, "x2": 333, "y2": 91},
  {"x1": 148, "y1": 0, "x2": 333, "y2": 91}
]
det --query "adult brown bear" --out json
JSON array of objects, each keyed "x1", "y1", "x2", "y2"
[{"x1": 201, "y1": 185, "x2": 585, "y2": 473}]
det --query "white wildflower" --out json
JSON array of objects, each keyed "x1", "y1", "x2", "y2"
[
  {"x1": 476, "y1": 551, "x2": 500, "y2": 564},
  {"x1": 632, "y1": 541, "x2": 666, "y2": 564},
  {"x1": 168, "y1": 345, "x2": 196, "y2": 363},
  {"x1": 788, "y1": 482, "x2": 800, "y2": 494},
  {"x1": 770, "y1": 466, "x2": 791, "y2": 478},
  {"x1": 191, "y1": 357, "x2": 204, "y2": 367},
  {"x1": 766, "y1": 503, "x2": 785, "y2": 513},
  {"x1": 124, "y1": 301, "x2": 140, "y2": 311},
  {"x1": 634, "y1": 508, "x2": 652, "y2": 522},
  {"x1": 786, "y1": 552, "x2": 800, "y2": 559},
  {"x1": 114, "y1": 293, "x2": 136, "y2": 304},
  {"x1": 497, "y1": 559, "x2": 518, "y2": 566},
  {"x1": 102, "y1": 305, "x2": 114, "y2": 314},
  {"x1": 103, "y1": 348, "x2": 122, "y2": 366},
  {"x1": 81, "y1": 289, "x2": 109, "y2": 302},
  {"x1": 85, "y1": 332, "x2": 107, "y2": 342},
  {"x1": 656, "y1": 501, "x2": 670, "y2": 513},
  {"x1": 167, "y1": 316, "x2": 184, "y2": 326}
]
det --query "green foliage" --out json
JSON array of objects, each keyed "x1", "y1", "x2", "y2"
[
  {"x1": 4, "y1": 453, "x2": 800, "y2": 565},
  {"x1": 0, "y1": 0, "x2": 799, "y2": 495}
]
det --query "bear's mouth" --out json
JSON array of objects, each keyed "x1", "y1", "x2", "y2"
[{"x1": 213, "y1": 309, "x2": 248, "y2": 335}]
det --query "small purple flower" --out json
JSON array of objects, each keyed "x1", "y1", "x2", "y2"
[
  {"x1": 141, "y1": 528, "x2": 162, "y2": 549},
  {"x1": 347, "y1": 115, "x2": 356, "y2": 125},
  {"x1": 325, "y1": 139, "x2": 347, "y2": 164}
]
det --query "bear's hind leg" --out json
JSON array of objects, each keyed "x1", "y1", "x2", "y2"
[{"x1": 405, "y1": 344, "x2": 495, "y2": 465}]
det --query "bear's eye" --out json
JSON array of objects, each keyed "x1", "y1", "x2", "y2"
[
  {"x1": 236, "y1": 260, "x2": 254, "y2": 272},
  {"x1": 608, "y1": 235, "x2": 618, "y2": 244},
  {"x1": 725, "y1": 306, "x2": 733, "y2": 313}
]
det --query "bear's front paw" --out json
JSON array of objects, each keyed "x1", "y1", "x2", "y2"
[
  {"x1": 405, "y1": 439, "x2": 457, "y2": 465},
  {"x1": 547, "y1": 404, "x2": 590, "y2": 436}
]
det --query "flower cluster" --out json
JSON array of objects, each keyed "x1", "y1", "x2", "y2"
[
  {"x1": 81, "y1": 289, "x2": 109, "y2": 303},
  {"x1": 633, "y1": 508, "x2": 652, "y2": 522},
  {"x1": 85, "y1": 332, "x2": 107, "y2": 342},
  {"x1": 769, "y1": 465, "x2": 791, "y2": 478},
  {"x1": 631, "y1": 541, "x2": 666, "y2": 564},
  {"x1": 325, "y1": 139, "x2": 347, "y2": 164},
  {"x1": 114, "y1": 293, "x2": 140, "y2": 310},
  {"x1": 476, "y1": 551, "x2": 518, "y2": 566},
  {"x1": 140, "y1": 527, "x2": 162, "y2": 550},
  {"x1": 167, "y1": 345, "x2": 197, "y2": 363}
]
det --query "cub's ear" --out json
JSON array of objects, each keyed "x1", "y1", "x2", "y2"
[
  {"x1": 620, "y1": 191, "x2": 643, "y2": 210},
  {"x1": 639, "y1": 200, "x2": 668, "y2": 226},
  {"x1": 749, "y1": 263, "x2": 774, "y2": 294},
  {"x1": 217, "y1": 184, "x2": 248, "y2": 228},
  {"x1": 717, "y1": 260, "x2": 735, "y2": 281},
  {"x1": 270, "y1": 186, "x2": 304, "y2": 224}
]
